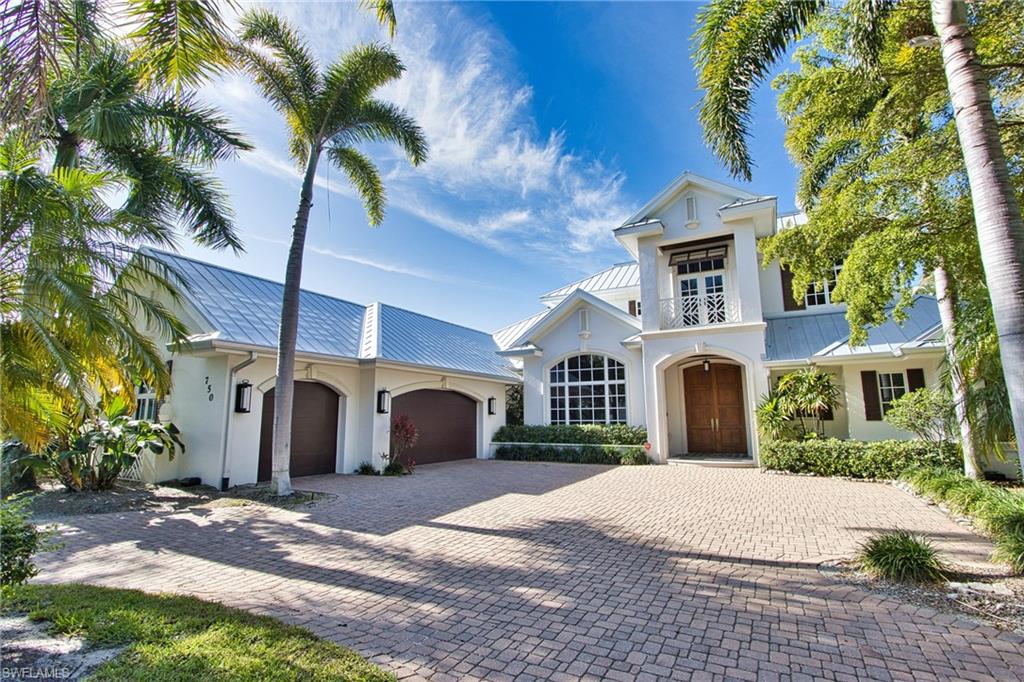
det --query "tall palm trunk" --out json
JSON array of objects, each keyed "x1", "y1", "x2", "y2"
[
  {"x1": 934, "y1": 265, "x2": 978, "y2": 478},
  {"x1": 933, "y1": 0, "x2": 1024, "y2": 472},
  {"x1": 271, "y1": 146, "x2": 320, "y2": 496}
]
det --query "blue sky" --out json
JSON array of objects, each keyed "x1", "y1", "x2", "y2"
[{"x1": 184, "y1": 1, "x2": 798, "y2": 332}]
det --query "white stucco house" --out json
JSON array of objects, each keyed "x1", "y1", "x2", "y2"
[
  {"x1": 493, "y1": 172, "x2": 946, "y2": 465},
  {"x1": 137, "y1": 171, "x2": 951, "y2": 486}
]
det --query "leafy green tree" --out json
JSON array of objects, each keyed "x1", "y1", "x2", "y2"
[
  {"x1": 693, "y1": 0, "x2": 1024, "y2": 473},
  {"x1": 232, "y1": 9, "x2": 426, "y2": 495},
  {"x1": 884, "y1": 388, "x2": 955, "y2": 445}
]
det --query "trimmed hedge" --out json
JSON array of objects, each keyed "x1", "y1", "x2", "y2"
[
  {"x1": 760, "y1": 439, "x2": 960, "y2": 479},
  {"x1": 493, "y1": 424, "x2": 647, "y2": 446},
  {"x1": 495, "y1": 443, "x2": 650, "y2": 466}
]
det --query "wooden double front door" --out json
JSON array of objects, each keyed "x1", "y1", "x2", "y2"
[{"x1": 683, "y1": 363, "x2": 748, "y2": 454}]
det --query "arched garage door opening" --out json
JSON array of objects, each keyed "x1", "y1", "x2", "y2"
[
  {"x1": 258, "y1": 382, "x2": 340, "y2": 481},
  {"x1": 391, "y1": 389, "x2": 477, "y2": 465}
]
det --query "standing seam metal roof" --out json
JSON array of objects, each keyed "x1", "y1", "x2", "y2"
[
  {"x1": 540, "y1": 262, "x2": 639, "y2": 301},
  {"x1": 146, "y1": 249, "x2": 517, "y2": 379}
]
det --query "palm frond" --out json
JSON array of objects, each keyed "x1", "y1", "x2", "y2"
[
  {"x1": 237, "y1": 9, "x2": 321, "y2": 103},
  {"x1": 143, "y1": 92, "x2": 253, "y2": 162},
  {"x1": 360, "y1": 0, "x2": 397, "y2": 38},
  {"x1": 327, "y1": 145, "x2": 385, "y2": 225},
  {"x1": 0, "y1": 0, "x2": 66, "y2": 127},
  {"x1": 229, "y1": 42, "x2": 311, "y2": 137},
  {"x1": 693, "y1": 0, "x2": 827, "y2": 180},
  {"x1": 846, "y1": 0, "x2": 897, "y2": 67},
  {"x1": 318, "y1": 42, "x2": 404, "y2": 138},
  {"x1": 125, "y1": 0, "x2": 234, "y2": 91},
  {"x1": 338, "y1": 99, "x2": 428, "y2": 165}
]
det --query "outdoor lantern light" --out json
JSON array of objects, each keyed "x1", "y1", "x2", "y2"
[
  {"x1": 377, "y1": 388, "x2": 391, "y2": 414},
  {"x1": 488, "y1": 397, "x2": 497, "y2": 415},
  {"x1": 234, "y1": 380, "x2": 252, "y2": 413},
  {"x1": 702, "y1": 359, "x2": 711, "y2": 373}
]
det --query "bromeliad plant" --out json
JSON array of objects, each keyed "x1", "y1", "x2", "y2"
[{"x1": 21, "y1": 397, "x2": 183, "y2": 491}]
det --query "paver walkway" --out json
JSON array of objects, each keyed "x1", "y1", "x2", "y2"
[{"x1": 36, "y1": 461, "x2": 1024, "y2": 680}]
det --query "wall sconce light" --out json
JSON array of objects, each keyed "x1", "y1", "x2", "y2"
[
  {"x1": 234, "y1": 380, "x2": 252, "y2": 413},
  {"x1": 487, "y1": 397, "x2": 497, "y2": 415},
  {"x1": 702, "y1": 359, "x2": 711, "y2": 373},
  {"x1": 377, "y1": 388, "x2": 391, "y2": 414}
]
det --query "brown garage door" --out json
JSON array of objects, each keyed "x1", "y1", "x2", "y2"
[
  {"x1": 258, "y1": 382, "x2": 339, "y2": 481},
  {"x1": 391, "y1": 389, "x2": 476, "y2": 465}
]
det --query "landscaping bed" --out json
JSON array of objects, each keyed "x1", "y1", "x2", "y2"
[
  {"x1": 821, "y1": 560, "x2": 1024, "y2": 634},
  {"x1": 2, "y1": 584, "x2": 393, "y2": 681},
  {"x1": 493, "y1": 424, "x2": 651, "y2": 465},
  {"x1": 25, "y1": 480, "x2": 330, "y2": 521},
  {"x1": 760, "y1": 439, "x2": 961, "y2": 479}
]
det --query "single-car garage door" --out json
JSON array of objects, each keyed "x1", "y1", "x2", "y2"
[
  {"x1": 391, "y1": 389, "x2": 476, "y2": 464},
  {"x1": 258, "y1": 382, "x2": 339, "y2": 481}
]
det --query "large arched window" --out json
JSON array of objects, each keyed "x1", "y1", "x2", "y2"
[{"x1": 549, "y1": 354, "x2": 627, "y2": 425}]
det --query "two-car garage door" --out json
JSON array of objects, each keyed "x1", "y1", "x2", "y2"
[{"x1": 392, "y1": 389, "x2": 477, "y2": 464}]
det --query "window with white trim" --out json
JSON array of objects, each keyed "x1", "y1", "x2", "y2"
[
  {"x1": 804, "y1": 259, "x2": 844, "y2": 307},
  {"x1": 134, "y1": 382, "x2": 158, "y2": 421},
  {"x1": 549, "y1": 354, "x2": 627, "y2": 424},
  {"x1": 878, "y1": 372, "x2": 906, "y2": 415}
]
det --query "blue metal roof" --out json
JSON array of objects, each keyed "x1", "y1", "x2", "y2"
[
  {"x1": 540, "y1": 262, "x2": 639, "y2": 301},
  {"x1": 765, "y1": 297, "x2": 942, "y2": 362},
  {"x1": 378, "y1": 305, "x2": 517, "y2": 378},
  {"x1": 146, "y1": 249, "x2": 517, "y2": 379}
]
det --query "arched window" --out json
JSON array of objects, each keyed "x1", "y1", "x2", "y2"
[{"x1": 549, "y1": 354, "x2": 627, "y2": 425}]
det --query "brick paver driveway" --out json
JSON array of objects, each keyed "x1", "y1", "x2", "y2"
[{"x1": 38, "y1": 461, "x2": 1023, "y2": 680}]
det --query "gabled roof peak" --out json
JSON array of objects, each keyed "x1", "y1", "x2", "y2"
[{"x1": 621, "y1": 171, "x2": 759, "y2": 226}]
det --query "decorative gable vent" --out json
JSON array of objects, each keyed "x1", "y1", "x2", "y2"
[{"x1": 685, "y1": 195, "x2": 698, "y2": 228}]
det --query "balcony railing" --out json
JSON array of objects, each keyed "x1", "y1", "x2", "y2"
[{"x1": 659, "y1": 294, "x2": 740, "y2": 329}]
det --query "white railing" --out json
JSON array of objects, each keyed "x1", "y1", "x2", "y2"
[{"x1": 659, "y1": 294, "x2": 740, "y2": 329}]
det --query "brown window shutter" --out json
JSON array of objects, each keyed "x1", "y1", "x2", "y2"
[
  {"x1": 861, "y1": 371, "x2": 882, "y2": 421},
  {"x1": 628, "y1": 300, "x2": 637, "y2": 317},
  {"x1": 780, "y1": 266, "x2": 805, "y2": 311},
  {"x1": 907, "y1": 368, "x2": 926, "y2": 392}
]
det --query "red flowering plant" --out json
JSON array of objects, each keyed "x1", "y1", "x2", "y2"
[{"x1": 389, "y1": 414, "x2": 419, "y2": 473}]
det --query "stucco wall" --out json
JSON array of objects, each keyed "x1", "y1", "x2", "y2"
[
  {"x1": 840, "y1": 356, "x2": 943, "y2": 441},
  {"x1": 160, "y1": 354, "x2": 229, "y2": 485}
]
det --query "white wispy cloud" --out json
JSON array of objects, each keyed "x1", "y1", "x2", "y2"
[{"x1": 214, "y1": 2, "x2": 636, "y2": 271}]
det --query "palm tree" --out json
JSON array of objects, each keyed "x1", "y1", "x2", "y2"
[
  {"x1": 232, "y1": 10, "x2": 427, "y2": 495},
  {"x1": 693, "y1": 0, "x2": 1024, "y2": 470},
  {"x1": 1, "y1": 131, "x2": 187, "y2": 450}
]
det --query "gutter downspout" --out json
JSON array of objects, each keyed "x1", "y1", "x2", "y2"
[{"x1": 220, "y1": 352, "x2": 258, "y2": 491}]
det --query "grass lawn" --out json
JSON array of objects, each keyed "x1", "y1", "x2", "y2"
[{"x1": 4, "y1": 584, "x2": 394, "y2": 681}]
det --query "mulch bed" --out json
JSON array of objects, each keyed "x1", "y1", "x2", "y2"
[{"x1": 25, "y1": 480, "x2": 331, "y2": 521}]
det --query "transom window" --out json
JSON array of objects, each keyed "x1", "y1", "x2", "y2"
[
  {"x1": 549, "y1": 354, "x2": 627, "y2": 425},
  {"x1": 134, "y1": 382, "x2": 158, "y2": 421},
  {"x1": 805, "y1": 260, "x2": 844, "y2": 307},
  {"x1": 878, "y1": 372, "x2": 906, "y2": 414}
]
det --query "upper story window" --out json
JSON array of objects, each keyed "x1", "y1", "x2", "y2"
[
  {"x1": 549, "y1": 354, "x2": 627, "y2": 425},
  {"x1": 134, "y1": 382, "x2": 158, "y2": 421},
  {"x1": 804, "y1": 260, "x2": 844, "y2": 307},
  {"x1": 878, "y1": 372, "x2": 907, "y2": 414}
]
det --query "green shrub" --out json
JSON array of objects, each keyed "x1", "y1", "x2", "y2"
[
  {"x1": 1, "y1": 441, "x2": 36, "y2": 494},
  {"x1": 856, "y1": 530, "x2": 947, "y2": 583},
  {"x1": 493, "y1": 424, "x2": 647, "y2": 446},
  {"x1": 494, "y1": 443, "x2": 647, "y2": 466},
  {"x1": 382, "y1": 461, "x2": 405, "y2": 477},
  {"x1": 992, "y1": 527, "x2": 1024, "y2": 574},
  {"x1": 1, "y1": 497, "x2": 47, "y2": 587},
  {"x1": 883, "y1": 388, "x2": 955, "y2": 443},
  {"x1": 355, "y1": 462, "x2": 378, "y2": 476},
  {"x1": 900, "y1": 467, "x2": 1024, "y2": 574},
  {"x1": 618, "y1": 449, "x2": 652, "y2": 466},
  {"x1": 760, "y1": 439, "x2": 960, "y2": 479}
]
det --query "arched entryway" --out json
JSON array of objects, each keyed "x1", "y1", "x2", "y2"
[
  {"x1": 391, "y1": 389, "x2": 477, "y2": 464},
  {"x1": 258, "y1": 381, "x2": 340, "y2": 481}
]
